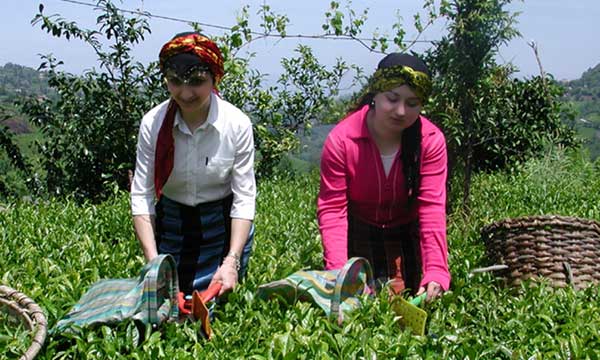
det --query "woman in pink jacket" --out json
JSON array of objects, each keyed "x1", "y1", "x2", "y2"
[{"x1": 317, "y1": 53, "x2": 450, "y2": 301}]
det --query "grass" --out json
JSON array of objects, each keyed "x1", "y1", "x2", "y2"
[
  {"x1": 1, "y1": 150, "x2": 600, "y2": 358},
  {"x1": 13, "y1": 131, "x2": 42, "y2": 160}
]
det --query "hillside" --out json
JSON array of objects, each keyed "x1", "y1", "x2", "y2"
[
  {"x1": 0, "y1": 63, "x2": 54, "y2": 135},
  {"x1": 565, "y1": 62, "x2": 600, "y2": 103},
  {"x1": 561, "y1": 62, "x2": 600, "y2": 158},
  {"x1": 0, "y1": 62, "x2": 53, "y2": 103},
  {"x1": 563, "y1": 61, "x2": 600, "y2": 122}
]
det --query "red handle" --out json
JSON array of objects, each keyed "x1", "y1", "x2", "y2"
[
  {"x1": 200, "y1": 283, "x2": 222, "y2": 303},
  {"x1": 177, "y1": 292, "x2": 192, "y2": 315}
]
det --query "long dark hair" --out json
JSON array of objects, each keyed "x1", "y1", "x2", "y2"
[{"x1": 348, "y1": 92, "x2": 422, "y2": 208}]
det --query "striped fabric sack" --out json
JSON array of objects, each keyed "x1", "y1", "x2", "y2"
[
  {"x1": 256, "y1": 257, "x2": 374, "y2": 324},
  {"x1": 53, "y1": 254, "x2": 179, "y2": 333}
]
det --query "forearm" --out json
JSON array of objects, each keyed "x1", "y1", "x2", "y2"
[
  {"x1": 228, "y1": 218, "x2": 252, "y2": 256},
  {"x1": 318, "y1": 212, "x2": 349, "y2": 270},
  {"x1": 133, "y1": 214, "x2": 158, "y2": 261},
  {"x1": 318, "y1": 133, "x2": 350, "y2": 270},
  {"x1": 417, "y1": 129, "x2": 450, "y2": 290}
]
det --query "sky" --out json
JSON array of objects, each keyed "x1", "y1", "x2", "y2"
[{"x1": 1, "y1": 0, "x2": 599, "y2": 84}]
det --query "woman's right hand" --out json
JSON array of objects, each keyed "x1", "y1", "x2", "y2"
[
  {"x1": 209, "y1": 258, "x2": 239, "y2": 295},
  {"x1": 416, "y1": 281, "x2": 443, "y2": 302}
]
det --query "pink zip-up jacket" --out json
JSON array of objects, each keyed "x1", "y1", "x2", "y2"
[{"x1": 317, "y1": 104, "x2": 451, "y2": 291}]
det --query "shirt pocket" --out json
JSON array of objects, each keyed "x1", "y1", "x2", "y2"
[{"x1": 206, "y1": 156, "x2": 234, "y2": 183}]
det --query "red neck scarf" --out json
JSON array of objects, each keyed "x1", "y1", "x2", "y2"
[{"x1": 154, "y1": 100, "x2": 179, "y2": 199}]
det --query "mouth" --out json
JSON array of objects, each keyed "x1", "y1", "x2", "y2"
[{"x1": 179, "y1": 98, "x2": 199, "y2": 106}]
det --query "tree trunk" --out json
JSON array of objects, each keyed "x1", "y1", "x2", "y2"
[{"x1": 461, "y1": 93, "x2": 475, "y2": 211}]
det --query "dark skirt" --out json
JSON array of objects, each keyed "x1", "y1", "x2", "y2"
[
  {"x1": 155, "y1": 194, "x2": 254, "y2": 295},
  {"x1": 347, "y1": 214, "x2": 421, "y2": 294}
]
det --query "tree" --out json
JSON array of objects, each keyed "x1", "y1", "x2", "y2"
[
  {"x1": 465, "y1": 68, "x2": 577, "y2": 172},
  {"x1": 0, "y1": 107, "x2": 35, "y2": 197},
  {"x1": 18, "y1": 1, "x2": 164, "y2": 200},
  {"x1": 16, "y1": 0, "x2": 371, "y2": 199},
  {"x1": 7, "y1": 0, "x2": 578, "y2": 205},
  {"x1": 425, "y1": 0, "x2": 576, "y2": 208}
]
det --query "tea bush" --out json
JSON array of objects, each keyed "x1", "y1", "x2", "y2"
[{"x1": 1, "y1": 150, "x2": 600, "y2": 358}]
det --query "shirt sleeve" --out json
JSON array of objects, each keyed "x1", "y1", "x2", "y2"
[
  {"x1": 230, "y1": 119, "x2": 256, "y2": 220},
  {"x1": 417, "y1": 130, "x2": 451, "y2": 291},
  {"x1": 131, "y1": 117, "x2": 157, "y2": 216},
  {"x1": 317, "y1": 133, "x2": 349, "y2": 270}
]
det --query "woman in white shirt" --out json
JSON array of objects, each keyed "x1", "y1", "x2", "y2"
[{"x1": 130, "y1": 32, "x2": 256, "y2": 296}]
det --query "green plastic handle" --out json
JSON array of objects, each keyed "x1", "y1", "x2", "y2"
[{"x1": 409, "y1": 293, "x2": 427, "y2": 306}]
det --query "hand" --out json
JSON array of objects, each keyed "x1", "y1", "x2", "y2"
[
  {"x1": 209, "y1": 258, "x2": 239, "y2": 295},
  {"x1": 416, "y1": 281, "x2": 443, "y2": 303}
]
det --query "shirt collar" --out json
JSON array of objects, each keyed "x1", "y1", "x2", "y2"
[{"x1": 173, "y1": 92, "x2": 223, "y2": 134}]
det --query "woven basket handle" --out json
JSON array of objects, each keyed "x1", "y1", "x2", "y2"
[
  {"x1": 469, "y1": 264, "x2": 509, "y2": 275},
  {"x1": 144, "y1": 254, "x2": 178, "y2": 325},
  {"x1": 470, "y1": 263, "x2": 575, "y2": 287},
  {"x1": 563, "y1": 262, "x2": 574, "y2": 286},
  {"x1": 331, "y1": 257, "x2": 374, "y2": 325}
]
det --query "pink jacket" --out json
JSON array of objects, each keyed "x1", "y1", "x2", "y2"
[{"x1": 317, "y1": 105, "x2": 451, "y2": 290}]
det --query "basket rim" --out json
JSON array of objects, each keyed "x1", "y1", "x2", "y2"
[
  {"x1": 481, "y1": 215, "x2": 600, "y2": 234},
  {"x1": 0, "y1": 285, "x2": 47, "y2": 360}
]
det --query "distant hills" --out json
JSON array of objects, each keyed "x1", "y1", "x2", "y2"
[
  {"x1": 0, "y1": 63, "x2": 54, "y2": 134},
  {"x1": 561, "y1": 62, "x2": 600, "y2": 158},
  {"x1": 563, "y1": 63, "x2": 600, "y2": 122},
  {"x1": 564, "y1": 63, "x2": 600, "y2": 103},
  {"x1": 1, "y1": 61, "x2": 599, "y2": 157},
  {"x1": 0, "y1": 62, "x2": 53, "y2": 103}
]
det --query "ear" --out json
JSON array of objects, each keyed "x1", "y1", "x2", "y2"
[{"x1": 207, "y1": 72, "x2": 216, "y2": 86}]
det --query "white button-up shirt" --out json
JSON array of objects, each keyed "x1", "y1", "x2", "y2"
[{"x1": 131, "y1": 93, "x2": 256, "y2": 220}]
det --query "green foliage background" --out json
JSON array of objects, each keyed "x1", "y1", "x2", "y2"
[
  {"x1": 1, "y1": 149, "x2": 600, "y2": 359},
  {"x1": 0, "y1": 0, "x2": 587, "y2": 206}
]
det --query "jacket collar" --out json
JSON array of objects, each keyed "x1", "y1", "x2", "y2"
[{"x1": 347, "y1": 104, "x2": 372, "y2": 140}]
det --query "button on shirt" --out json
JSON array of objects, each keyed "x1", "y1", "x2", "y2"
[{"x1": 131, "y1": 93, "x2": 256, "y2": 220}]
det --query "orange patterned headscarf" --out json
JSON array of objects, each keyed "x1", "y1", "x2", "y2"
[{"x1": 159, "y1": 33, "x2": 224, "y2": 85}]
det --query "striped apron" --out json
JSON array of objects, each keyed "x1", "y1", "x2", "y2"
[{"x1": 155, "y1": 194, "x2": 254, "y2": 295}]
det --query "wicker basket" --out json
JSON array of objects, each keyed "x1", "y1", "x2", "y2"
[
  {"x1": 481, "y1": 215, "x2": 600, "y2": 290},
  {"x1": 0, "y1": 285, "x2": 47, "y2": 360}
]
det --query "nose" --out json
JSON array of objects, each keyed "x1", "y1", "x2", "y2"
[
  {"x1": 394, "y1": 102, "x2": 407, "y2": 117},
  {"x1": 178, "y1": 85, "x2": 196, "y2": 100}
]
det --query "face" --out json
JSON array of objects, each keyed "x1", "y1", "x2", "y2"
[
  {"x1": 165, "y1": 69, "x2": 214, "y2": 114},
  {"x1": 371, "y1": 84, "x2": 422, "y2": 133}
]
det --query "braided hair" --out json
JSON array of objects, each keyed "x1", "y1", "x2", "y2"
[{"x1": 401, "y1": 116, "x2": 422, "y2": 207}]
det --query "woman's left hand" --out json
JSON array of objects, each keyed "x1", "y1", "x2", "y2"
[
  {"x1": 416, "y1": 281, "x2": 443, "y2": 303},
  {"x1": 210, "y1": 258, "x2": 239, "y2": 295}
]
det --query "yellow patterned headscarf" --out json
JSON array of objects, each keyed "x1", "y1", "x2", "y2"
[
  {"x1": 159, "y1": 33, "x2": 224, "y2": 85},
  {"x1": 368, "y1": 65, "x2": 432, "y2": 103}
]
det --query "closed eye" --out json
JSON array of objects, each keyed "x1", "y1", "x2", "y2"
[{"x1": 385, "y1": 94, "x2": 399, "y2": 102}]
